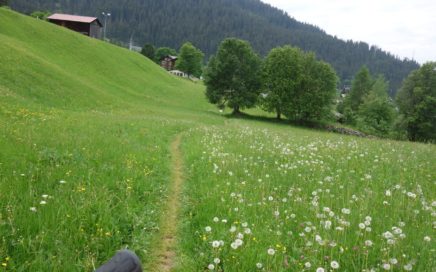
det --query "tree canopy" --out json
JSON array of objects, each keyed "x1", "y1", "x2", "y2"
[
  {"x1": 205, "y1": 38, "x2": 261, "y2": 114},
  {"x1": 175, "y1": 42, "x2": 204, "y2": 77},
  {"x1": 345, "y1": 66, "x2": 373, "y2": 112},
  {"x1": 261, "y1": 46, "x2": 337, "y2": 122},
  {"x1": 154, "y1": 47, "x2": 177, "y2": 63},
  {"x1": 141, "y1": 43, "x2": 155, "y2": 60},
  {"x1": 356, "y1": 75, "x2": 396, "y2": 136},
  {"x1": 396, "y1": 62, "x2": 436, "y2": 142}
]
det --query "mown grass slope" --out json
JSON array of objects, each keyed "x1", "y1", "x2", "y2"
[
  {"x1": 0, "y1": 7, "x2": 435, "y2": 272},
  {"x1": 0, "y1": 7, "x2": 218, "y2": 271}
]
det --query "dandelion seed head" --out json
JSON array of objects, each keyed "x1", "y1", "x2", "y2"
[
  {"x1": 331, "y1": 261, "x2": 340, "y2": 269},
  {"x1": 267, "y1": 248, "x2": 275, "y2": 255}
]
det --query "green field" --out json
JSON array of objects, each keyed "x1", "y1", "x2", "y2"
[{"x1": 0, "y1": 8, "x2": 435, "y2": 271}]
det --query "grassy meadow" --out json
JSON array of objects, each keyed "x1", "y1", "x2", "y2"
[
  {"x1": 179, "y1": 122, "x2": 435, "y2": 271},
  {"x1": 0, "y1": 8, "x2": 435, "y2": 272}
]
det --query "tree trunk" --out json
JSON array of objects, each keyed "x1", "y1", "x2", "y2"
[
  {"x1": 276, "y1": 108, "x2": 281, "y2": 120},
  {"x1": 232, "y1": 106, "x2": 241, "y2": 115}
]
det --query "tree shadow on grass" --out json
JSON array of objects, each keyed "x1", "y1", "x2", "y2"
[{"x1": 223, "y1": 111, "x2": 326, "y2": 130}]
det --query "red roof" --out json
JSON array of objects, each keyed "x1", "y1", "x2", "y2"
[{"x1": 48, "y1": 13, "x2": 101, "y2": 25}]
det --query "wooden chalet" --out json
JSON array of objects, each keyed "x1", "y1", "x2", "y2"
[
  {"x1": 160, "y1": 55, "x2": 178, "y2": 71},
  {"x1": 47, "y1": 13, "x2": 102, "y2": 39}
]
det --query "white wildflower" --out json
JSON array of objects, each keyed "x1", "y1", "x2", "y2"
[
  {"x1": 331, "y1": 261, "x2": 340, "y2": 269},
  {"x1": 404, "y1": 264, "x2": 413, "y2": 271},
  {"x1": 382, "y1": 263, "x2": 391, "y2": 270},
  {"x1": 341, "y1": 208, "x2": 351, "y2": 214}
]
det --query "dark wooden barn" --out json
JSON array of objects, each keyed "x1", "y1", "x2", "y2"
[
  {"x1": 47, "y1": 13, "x2": 102, "y2": 39},
  {"x1": 160, "y1": 55, "x2": 178, "y2": 71}
]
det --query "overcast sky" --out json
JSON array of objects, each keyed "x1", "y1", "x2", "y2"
[{"x1": 261, "y1": 0, "x2": 436, "y2": 64}]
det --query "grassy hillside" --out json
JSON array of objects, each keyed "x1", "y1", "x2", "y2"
[
  {"x1": 0, "y1": 7, "x2": 218, "y2": 271},
  {"x1": 0, "y1": 8, "x2": 435, "y2": 271}
]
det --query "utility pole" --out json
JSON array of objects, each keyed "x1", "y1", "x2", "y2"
[
  {"x1": 129, "y1": 33, "x2": 134, "y2": 51},
  {"x1": 102, "y1": 12, "x2": 111, "y2": 40}
]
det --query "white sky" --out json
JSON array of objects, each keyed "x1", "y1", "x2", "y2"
[{"x1": 261, "y1": 0, "x2": 436, "y2": 64}]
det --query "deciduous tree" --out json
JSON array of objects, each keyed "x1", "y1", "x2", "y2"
[
  {"x1": 262, "y1": 46, "x2": 337, "y2": 122},
  {"x1": 175, "y1": 42, "x2": 204, "y2": 78},
  {"x1": 154, "y1": 47, "x2": 177, "y2": 63},
  {"x1": 205, "y1": 38, "x2": 261, "y2": 114},
  {"x1": 396, "y1": 62, "x2": 436, "y2": 141},
  {"x1": 261, "y1": 46, "x2": 303, "y2": 120}
]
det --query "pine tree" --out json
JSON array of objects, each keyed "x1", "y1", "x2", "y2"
[
  {"x1": 357, "y1": 75, "x2": 396, "y2": 136},
  {"x1": 141, "y1": 43, "x2": 155, "y2": 60}
]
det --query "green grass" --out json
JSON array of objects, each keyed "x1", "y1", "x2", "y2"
[
  {"x1": 179, "y1": 121, "x2": 435, "y2": 271},
  {"x1": 0, "y1": 8, "x2": 435, "y2": 271}
]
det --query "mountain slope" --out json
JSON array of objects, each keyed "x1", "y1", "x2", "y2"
[{"x1": 10, "y1": 0, "x2": 419, "y2": 93}]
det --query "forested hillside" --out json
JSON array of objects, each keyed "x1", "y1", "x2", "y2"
[{"x1": 10, "y1": 0, "x2": 419, "y2": 93}]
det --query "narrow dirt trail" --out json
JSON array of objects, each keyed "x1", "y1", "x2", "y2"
[{"x1": 152, "y1": 134, "x2": 184, "y2": 272}]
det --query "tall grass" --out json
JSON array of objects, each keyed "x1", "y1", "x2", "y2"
[{"x1": 179, "y1": 120, "x2": 435, "y2": 271}]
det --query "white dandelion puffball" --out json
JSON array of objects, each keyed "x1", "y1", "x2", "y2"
[
  {"x1": 365, "y1": 240, "x2": 373, "y2": 247},
  {"x1": 256, "y1": 263, "x2": 263, "y2": 269},
  {"x1": 29, "y1": 207, "x2": 37, "y2": 212},
  {"x1": 211, "y1": 240, "x2": 220, "y2": 248},
  {"x1": 404, "y1": 264, "x2": 413, "y2": 271},
  {"x1": 423, "y1": 236, "x2": 431, "y2": 242},
  {"x1": 235, "y1": 239, "x2": 243, "y2": 247},
  {"x1": 213, "y1": 258, "x2": 220, "y2": 264},
  {"x1": 382, "y1": 263, "x2": 391, "y2": 270},
  {"x1": 267, "y1": 248, "x2": 275, "y2": 255},
  {"x1": 304, "y1": 262, "x2": 311, "y2": 268},
  {"x1": 205, "y1": 226, "x2": 212, "y2": 232},
  {"x1": 208, "y1": 264, "x2": 215, "y2": 270},
  {"x1": 331, "y1": 261, "x2": 340, "y2": 269},
  {"x1": 316, "y1": 268, "x2": 325, "y2": 272}
]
